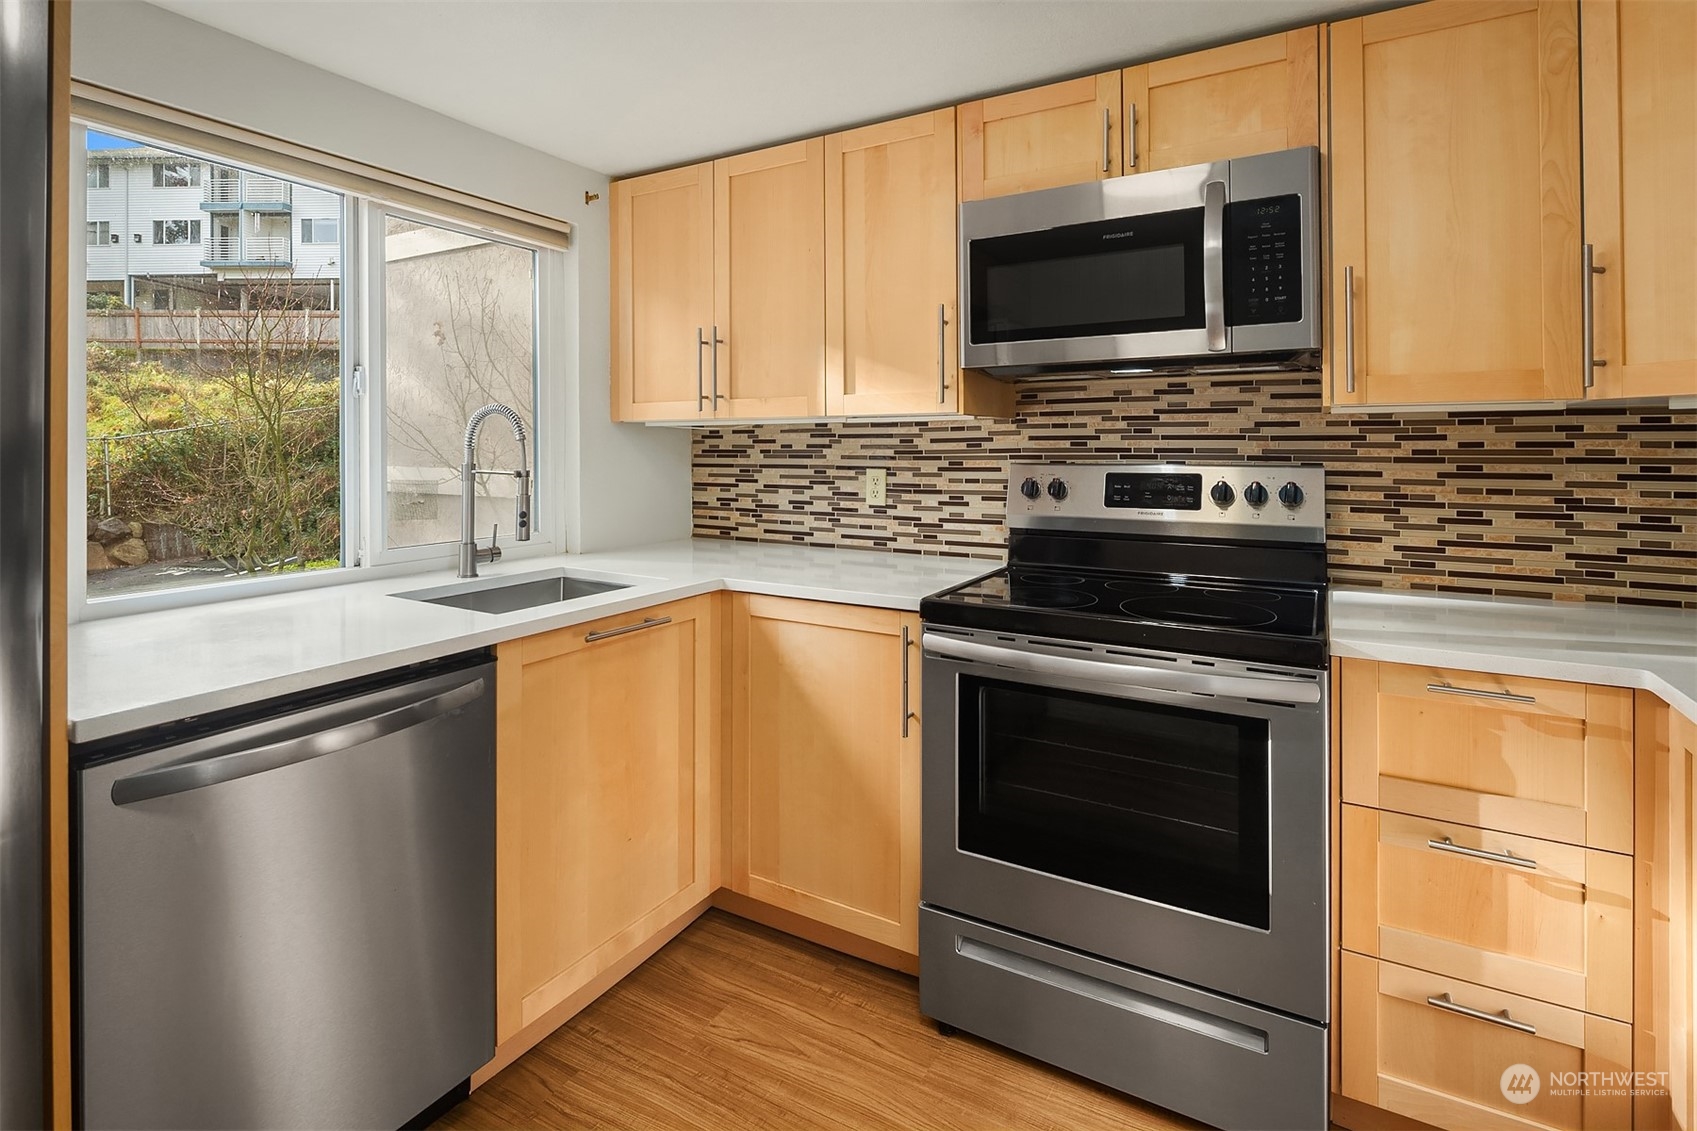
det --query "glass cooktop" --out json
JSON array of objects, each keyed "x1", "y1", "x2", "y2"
[{"x1": 923, "y1": 565, "x2": 1327, "y2": 667}]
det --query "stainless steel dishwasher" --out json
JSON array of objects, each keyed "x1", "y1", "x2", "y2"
[{"x1": 74, "y1": 653, "x2": 495, "y2": 1130}]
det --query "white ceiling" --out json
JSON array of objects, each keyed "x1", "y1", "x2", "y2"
[{"x1": 146, "y1": 0, "x2": 1384, "y2": 178}]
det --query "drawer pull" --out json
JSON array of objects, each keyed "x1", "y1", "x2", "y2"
[
  {"x1": 1425, "y1": 992, "x2": 1537, "y2": 1035},
  {"x1": 1425, "y1": 682, "x2": 1536, "y2": 705},
  {"x1": 1426, "y1": 836, "x2": 1538, "y2": 870},
  {"x1": 584, "y1": 615, "x2": 671, "y2": 643}
]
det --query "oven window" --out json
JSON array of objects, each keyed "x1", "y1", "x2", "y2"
[
  {"x1": 958, "y1": 677, "x2": 1271, "y2": 929},
  {"x1": 967, "y1": 206, "x2": 1204, "y2": 344}
]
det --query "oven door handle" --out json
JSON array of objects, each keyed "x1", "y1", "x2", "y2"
[{"x1": 922, "y1": 633, "x2": 1321, "y2": 705}]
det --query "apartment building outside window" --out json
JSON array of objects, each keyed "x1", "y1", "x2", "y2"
[
  {"x1": 86, "y1": 163, "x2": 108, "y2": 188},
  {"x1": 85, "y1": 221, "x2": 110, "y2": 246},
  {"x1": 300, "y1": 217, "x2": 337, "y2": 244},
  {"x1": 151, "y1": 160, "x2": 199, "y2": 187},
  {"x1": 151, "y1": 219, "x2": 200, "y2": 245}
]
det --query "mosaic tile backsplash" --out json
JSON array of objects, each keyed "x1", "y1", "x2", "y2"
[{"x1": 691, "y1": 375, "x2": 1697, "y2": 608}]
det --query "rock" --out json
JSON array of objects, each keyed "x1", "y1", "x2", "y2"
[
  {"x1": 86, "y1": 516, "x2": 98, "y2": 540},
  {"x1": 86, "y1": 541, "x2": 114, "y2": 571},
  {"x1": 128, "y1": 521, "x2": 143, "y2": 539},
  {"x1": 92, "y1": 516, "x2": 131, "y2": 545},
  {"x1": 107, "y1": 538, "x2": 149, "y2": 567}
]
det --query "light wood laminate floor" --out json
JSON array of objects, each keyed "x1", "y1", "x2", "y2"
[{"x1": 437, "y1": 909, "x2": 1203, "y2": 1131}]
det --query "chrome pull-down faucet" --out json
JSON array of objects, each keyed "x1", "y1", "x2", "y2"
[{"x1": 459, "y1": 403, "x2": 531, "y2": 579}]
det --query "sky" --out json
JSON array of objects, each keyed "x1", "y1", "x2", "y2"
[{"x1": 87, "y1": 131, "x2": 138, "y2": 150}]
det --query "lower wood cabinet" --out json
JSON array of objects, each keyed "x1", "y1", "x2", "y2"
[
  {"x1": 492, "y1": 596, "x2": 718, "y2": 1046},
  {"x1": 727, "y1": 594, "x2": 922, "y2": 955},
  {"x1": 1635, "y1": 692, "x2": 1696, "y2": 1131},
  {"x1": 1341, "y1": 952, "x2": 1634, "y2": 1131},
  {"x1": 1342, "y1": 805, "x2": 1633, "y2": 1022}
]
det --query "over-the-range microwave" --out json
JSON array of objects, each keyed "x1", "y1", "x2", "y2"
[{"x1": 959, "y1": 145, "x2": 1320, "y2": 378}]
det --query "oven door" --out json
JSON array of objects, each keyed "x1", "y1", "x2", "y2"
[
  {"x1": 959, "y1": 160, "x2": 1227, "y2": 372},
  {"x1": 920, "y1": 628, "x2": 1328, "y2": 1022}
]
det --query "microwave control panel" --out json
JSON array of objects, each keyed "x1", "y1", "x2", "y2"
[{"x1": 1226, "y1": 194, "x2": 1302, "y2": 326}]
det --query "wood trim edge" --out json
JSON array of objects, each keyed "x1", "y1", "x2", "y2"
[{"x1": 712, "y1": 890, "x2": 920, "y2": 976}]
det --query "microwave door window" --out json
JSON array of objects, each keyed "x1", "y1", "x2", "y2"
[
  {"x1": 959, "y1": 678, "x2": 1271, "y2": 929},
  {"x1": 968, "y1": 207, "x2": 1205, "y2": 344}
]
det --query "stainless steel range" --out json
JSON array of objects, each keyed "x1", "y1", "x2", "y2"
[{"x1": 918, "y1": 461, "x2": 1329, "y2": 1131}]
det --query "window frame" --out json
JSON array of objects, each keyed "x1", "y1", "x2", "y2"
[
  {"x1": 357, "y1": 201, "x2": 562, "y2": 571},
  {"x1": 86, "y1": 163, "x2": 108, "y2": 188},
  {"x1": 151, "y1": 218, "x2": 200, "y2": 245},
  {"x1": 151, "y1": 159, "x2": 200, "y2": 188},
  {"x1": 85, "y1": 220, "x2": 110, "y2": 247},
  {"x1": 301, "y1": 216, "x2": 339, "y2": 245},
  {"x1": 70, "y1": 118, "x2": 569, "y2": 622}
]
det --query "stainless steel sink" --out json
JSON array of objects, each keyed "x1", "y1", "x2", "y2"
[{"x1": 396, "y1": 569, "x2": 632, "y2": 615}]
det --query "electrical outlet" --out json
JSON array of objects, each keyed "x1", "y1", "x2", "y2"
[{"x1": 865, "y1": 468, "x2": 888, "y2": 506}]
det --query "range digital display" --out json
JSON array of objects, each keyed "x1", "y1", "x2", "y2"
[{"x1": 1104, "y1": 472, "x2": 1203, "y2": 510}]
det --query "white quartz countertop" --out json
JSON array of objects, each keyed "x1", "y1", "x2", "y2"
[
  {"x1": 70, "y1": 539, "x2": 1696, "y2": 743},
  {"x1": 1330, "y1": 587, "x2": 1697, "y2": 723},
  {"x1": 68, "y1": 539, "x2": 996, "y2": 743}
]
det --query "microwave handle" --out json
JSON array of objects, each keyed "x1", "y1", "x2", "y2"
[{"x1": 1203, "y1": 179, "x2": 1227, "y2": 352}]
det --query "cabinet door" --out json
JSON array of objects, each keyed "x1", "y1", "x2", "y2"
[
  {"x1": 1342, "y1": 805, "x2": 1633, "y2": 1021},
  {"x1": 1340, "y1": 659, "x2": 1633, "y2": 853},
  {"x1": 1635, "y1": 693, "x2": 1696, "y2": 1131},
  {"x1": 493, "y1": 597, "x2": 716, "y2": 1043},
  {"x1": 957, "y1": 71, "x2": 1121, "y2": 201},
  {"x1": 825, "y1": 110, "x2": 959, "y2": 417},
  {"x1": 1341, "y1": 952, "x2": 1633, "y2": 1131},
  {"x1": 611, "y1": 163, "x2": 714, "y2": 422},
  {"x1": 1122, "y1": 27, "x2": 1318, "y2": 173},
  {"x1": 1581, "y1": 0, "x2": 1697, "y2": 401},
  {"x1": 713, "y1": 140, "x2": 826, "y2": 419},
  {"x1": 729, "y1": 595, "x2": 921, "y2": 954},
  {"x1": 1328, "y1": 2, "x2": 1583, "y2": 406}
]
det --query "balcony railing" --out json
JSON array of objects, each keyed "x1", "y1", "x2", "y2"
[
  {"x1": 203, "y1": 234, "x2": 292, "y2": 265},
  {"x1": 204, "y1": 173, "x2": 292, "y2": 208}
]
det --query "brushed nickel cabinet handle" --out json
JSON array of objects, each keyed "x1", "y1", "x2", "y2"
[
  {"x1": 1343, "y1": 265, "x2": 1357, "y2": 394},
  {"x1": 1583, "y1": 243, "x2": 1607, "y2": 389},
  {"x1": 584, "y1": 615, "x2": 672, "y2": 643},
  {"x1": 711, "y1": 325, "x2": 725, "y2": 404},
  {"x1": 696, "y1": 326, "x2": 708, "y2": 407},
  {"x1": 1425, "y1": 682, "x2": 1536, "y2": 705},
  {"x1": 1426, "y1": 993, "x2": 1537, "y2": 1036},
  {"x1": 1101, "y1": 108, "x2": 1112, "y2": 174},
  {"x1": 937, "y1": 304, "x2": 948, "y2": 404},
  {"x1": 1202, "y1": 180, "x2": 1227, "y2": 352},
  {"x1": 1126, "y1": 102, "x2": 1137, "y2": 169},
  {"x1": 1427, "y1": 836, "x2": 1538, "y2": 870},
  {"x1": 901, "y1": 625, "x2": 916, "y2": 737}
]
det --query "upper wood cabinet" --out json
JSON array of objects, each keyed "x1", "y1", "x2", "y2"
[
  {"x1": 957, "y1": 71, "x2": 1121, "y2": 200},
  {"x1": 493, "y1": 597, "x2": 717, "y2": 1045},
  {"x1": 1327, "y1": 1, "x2": 1584, "y2": 407},
  {"x1": 1580, "y1": 0, "x2": 1697, "y2": 401},
  {"x1": 1122, "y1": 27, "x2": 1319, "y2": 173},
  {"x1": 714, "y1": 140, "x2": 827, "y2": 419},
  {"x1": 825, "y1": 110, "x2": 1014, "y2": 419},
  {"x1": 611, "y1": 163, "x2": 714, "y2": 422},
  {"x1": 728, "y1": 595, "x2": 922, "y2": 955}
]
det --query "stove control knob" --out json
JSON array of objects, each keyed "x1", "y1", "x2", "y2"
[
  {"x1": 1209, "y1": 480, "x2": 1235, "y2": 507},
  {"x1": 1046, "y1": 478, "x2": 1069, "y2": 502},
  {"x1": 1277, "y1": 481, "x2": 1305, "y2": 509},
  {"x1": 1019, "y1": 477, "x2": 1042, "y2": 500},
  {"x1": 1243, "y1": 481, "x2": 1269, "y2": 508}
]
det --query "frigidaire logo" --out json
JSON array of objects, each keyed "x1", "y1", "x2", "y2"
[
  {"x1": 1101, "y1": 231, "x2": 1136, "y2": 240},
  {"x1": 1500, "y1": 1064, "x2": 1541, "y2": 1105}
]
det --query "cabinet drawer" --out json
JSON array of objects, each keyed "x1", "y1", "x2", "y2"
[
  {"x1": 1341, "y1": 806, "x2": 1632, "y2": 1021},
  {"x1": 1340, "y1": 953, "x2": 1633, "y2": 1131},
  {"x1": 1341, "y1": 660, "x2": 1633, "y2": 853}
]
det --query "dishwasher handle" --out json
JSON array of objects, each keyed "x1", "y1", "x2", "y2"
[{"x1": 110, "y1": 675, "x2": 487, "y2": 806}]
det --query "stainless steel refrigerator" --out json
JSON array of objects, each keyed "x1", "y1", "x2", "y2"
[{"x1": 0, "y1": 0, "x2": 52, "y2": 1127}]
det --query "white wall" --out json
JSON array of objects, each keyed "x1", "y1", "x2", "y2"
[{"x1": 72, "y1": 0, "x2": 691, "y2": 554}]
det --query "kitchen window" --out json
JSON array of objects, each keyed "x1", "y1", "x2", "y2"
[
  {"x1": 73, "y1": 121, "x2": 564, "y2": 613},
  {"x1": 151, "y1": 219, "x2": 200, "y2": 245},
  {"x1": 151, "y1": 160, "x2": 199, "y2": 187}
]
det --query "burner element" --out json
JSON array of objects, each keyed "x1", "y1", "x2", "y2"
[
  {"x1": 1119, "y1": 596, "x2": 1279, "y2": 629},
  {"x1": 1014, "y1": 572, "x2": 1085, "y2": 586},
  {"x1": 1011, "y1": 588, "x2": 1098, "y2": 610}
]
